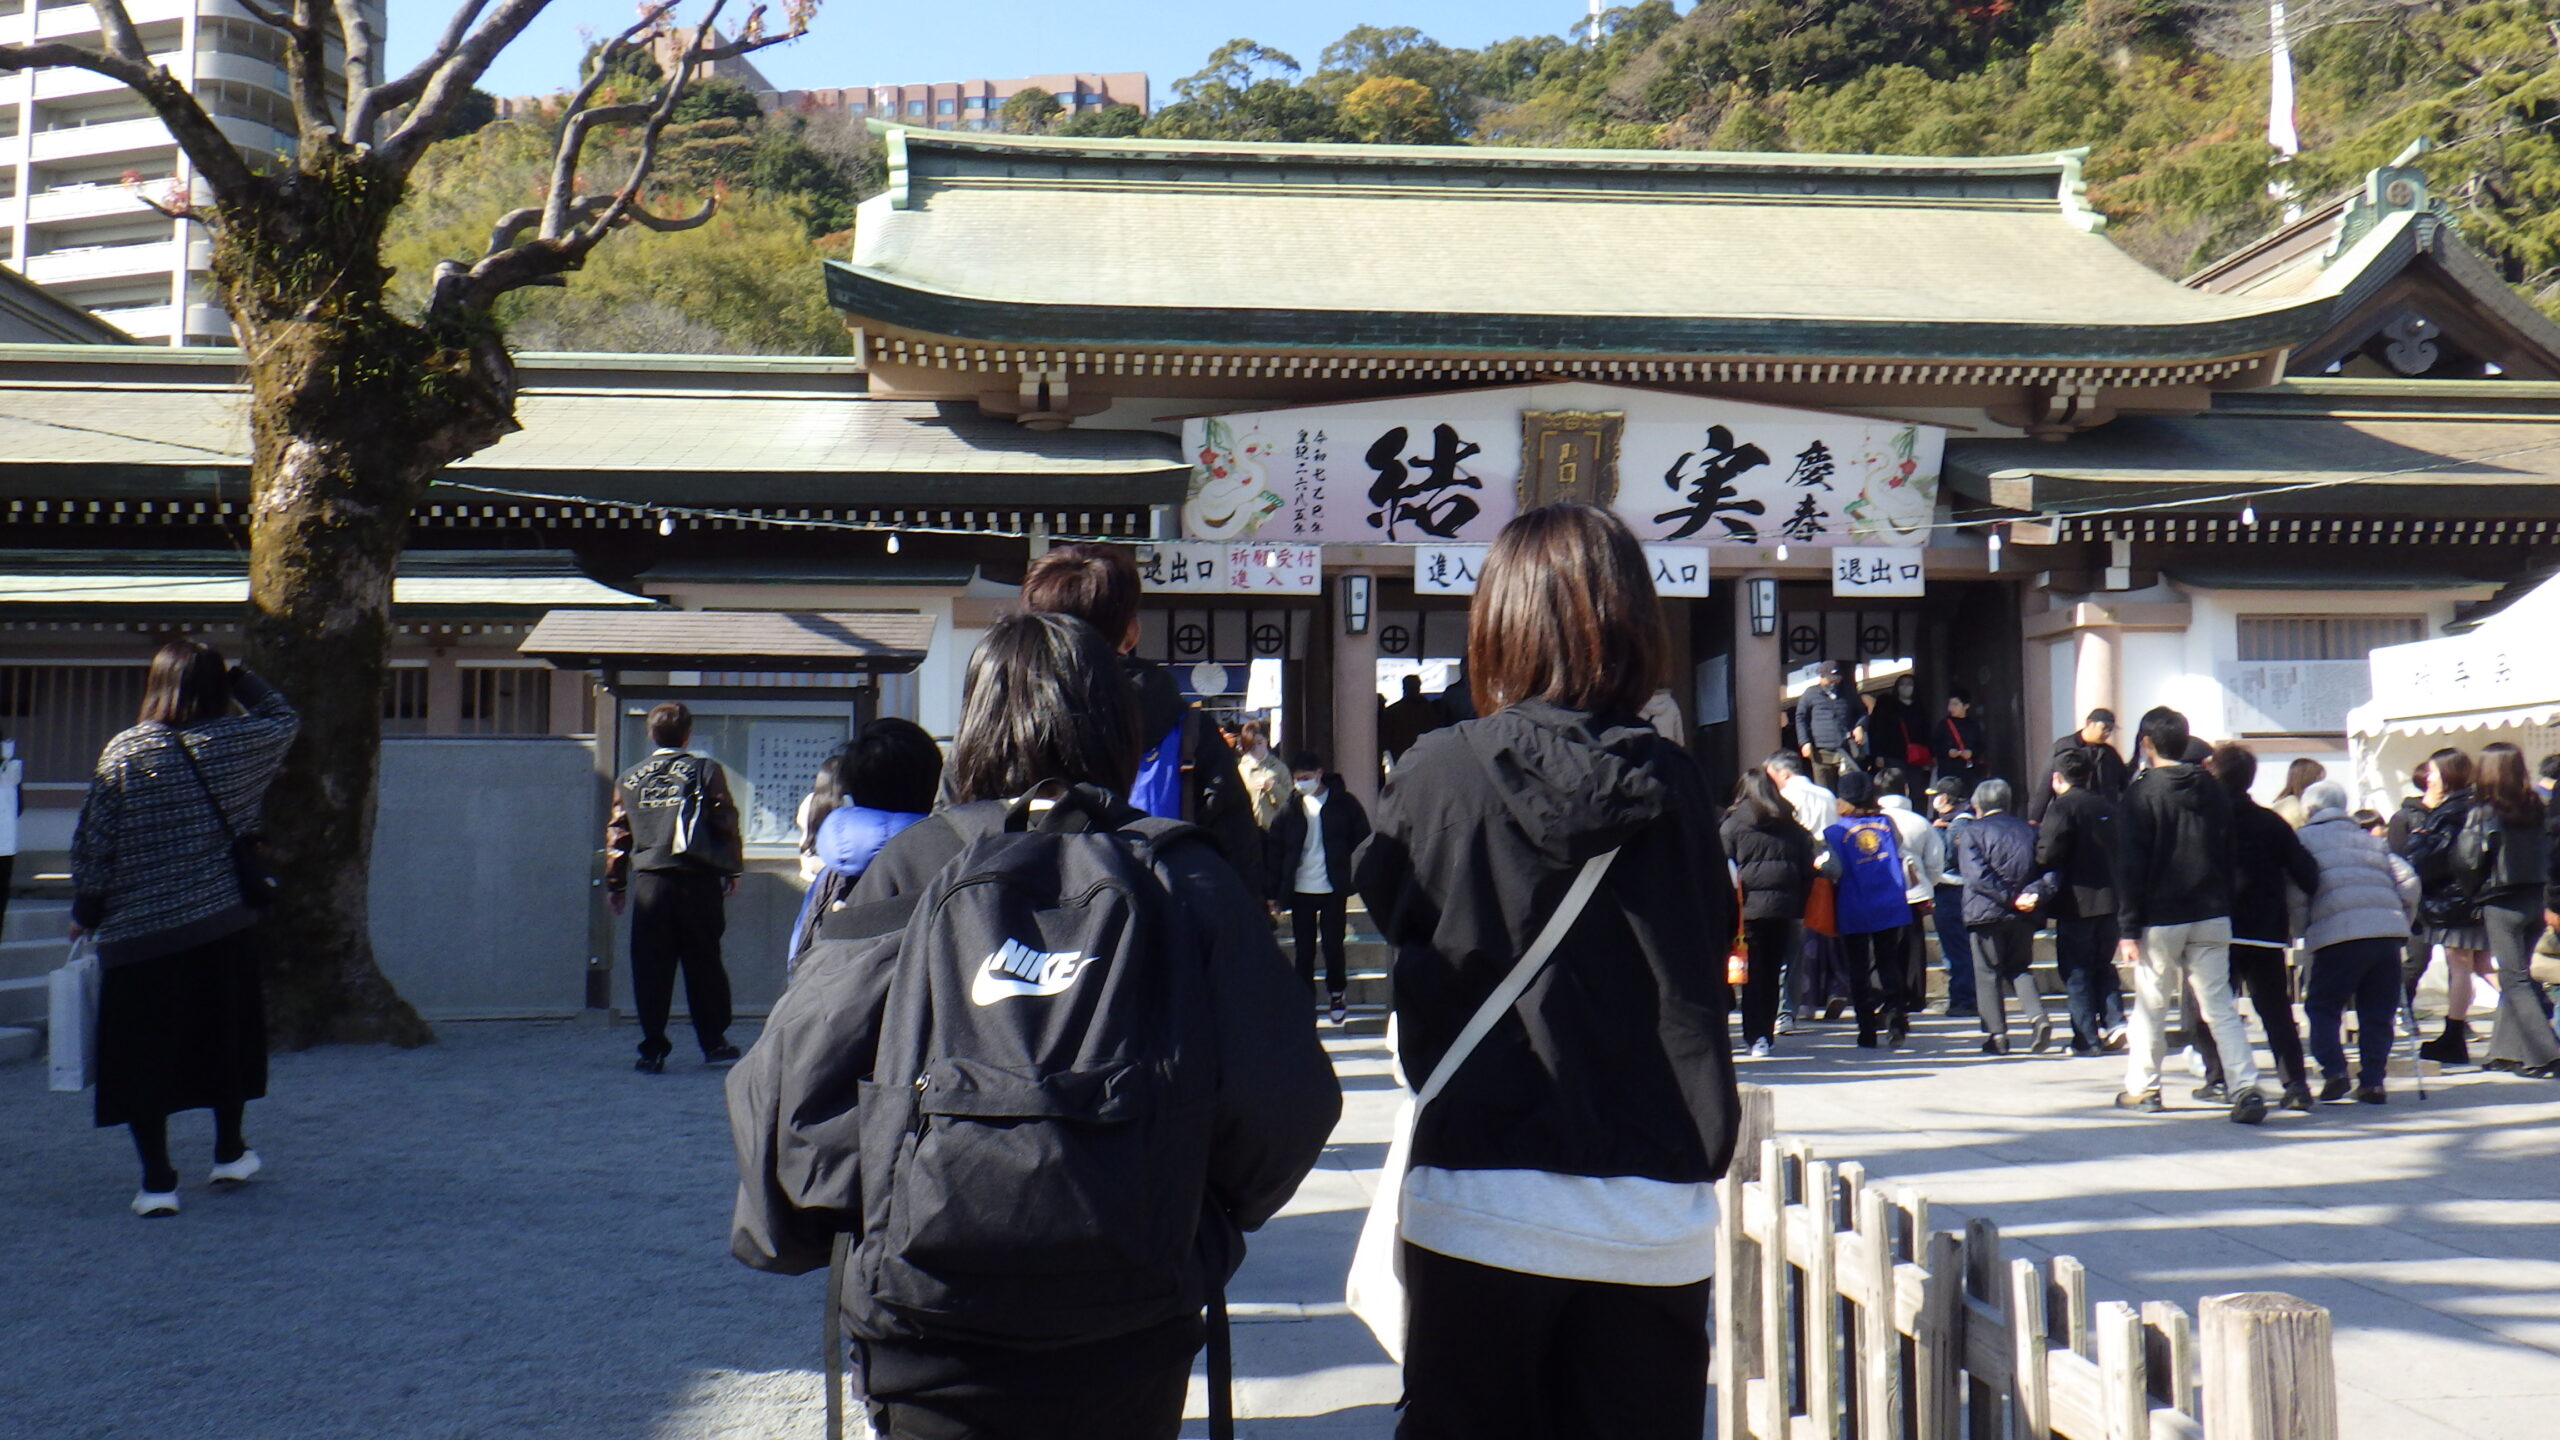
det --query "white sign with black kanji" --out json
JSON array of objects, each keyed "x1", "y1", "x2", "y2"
[{"x1": 1832, "y1": 548, "x2": 1924, "y2": 598}]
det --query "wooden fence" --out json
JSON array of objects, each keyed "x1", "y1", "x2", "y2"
[{"x1": 1712, "y1": 1086, "x2": 2338, "y2": 1440}]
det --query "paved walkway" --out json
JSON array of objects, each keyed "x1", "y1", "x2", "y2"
[{"x1": 6, "y1": 1007, "x2": 2556, "y2": 1437}]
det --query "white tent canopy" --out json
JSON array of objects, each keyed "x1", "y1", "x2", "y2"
[{"x1": 2348, "y1": 573, "x2": 2560, "y2": 805}]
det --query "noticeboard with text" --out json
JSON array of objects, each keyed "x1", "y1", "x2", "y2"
[{"x1": 1182, "y1": 381, "x2": 1942, "y2": 549}]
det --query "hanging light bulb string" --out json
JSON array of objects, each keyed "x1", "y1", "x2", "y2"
[{"x1": 436, "y1": 479, "x2": 1122, "y2": 540}]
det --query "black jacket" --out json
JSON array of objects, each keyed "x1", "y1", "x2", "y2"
[
  {"x1": 2031, "y1": 785, "x2": 2115, "y2": 920},
  {"x1": 2114, "y1": 762, "x2": 2235, "y2": 932},
  {"x1": 1795, "y1": 682, "x2": 1864, "y2": 755},
  {"x1": 2456, "y1": 802, "x2": 2550, "y2": 911},
  {"x1": 2030, "y1": 732, "x2": 2130, "y2": 823},
  {"x1": 2228, "y1": 792, "x2": 2319, "y2": 948},
  {"x1": 1720, "y1": 804, "x2": 1814, "y2": 922},
  {"x1": 1931, "y1": 714, "x2": 1987, "y2": 784},
  {"x1": 1264, "y1": 777, "x2": 1372, "y2": 899},
  {"x1": 731, "y1": 799, "x2": 1340, "y2": 1392},
  {"x1": 2402, "y1": 789, "x2": 2483, "y2": 929},
  {"x1": 1356, "y1": 701, "x2": 1739, "y2": 1185},
  {"x1": 1955, "y1": 811, "x2": 2039, "y2": 929}
]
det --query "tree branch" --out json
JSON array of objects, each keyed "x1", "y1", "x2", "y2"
[
  {"x1": 373, "y1": 0, "x2": 563, "y2": 176},
  {"x1": 282, "y1": 0, "x2": 338, "y2": 145},
  {"x1": 84, "y1": 0, "x2": 151, "y2": 66},
  {"x1": 425, "y1": 0, "x2": 808, "y2": 323},
  {"x1": 0, "y1": 40, "x2": 260, "y2": 200},
  {"x1": 346, "y1": 0, "x2": 488, "y2": 144}
]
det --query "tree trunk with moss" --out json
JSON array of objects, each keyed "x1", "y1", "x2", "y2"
[
  {"x1": 221, "y1": 158, "x2": 518, "y2": 1048},
  {"x1": 2, "y1": 0, "x2": 805, "y2": 1048}
]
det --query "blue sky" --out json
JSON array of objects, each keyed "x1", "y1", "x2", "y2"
[{"x1": 387, "y1": 1, "x2": 1625, "y2": 103}]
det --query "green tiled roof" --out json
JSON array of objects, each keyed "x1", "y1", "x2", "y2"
[
  {"x1": 0, "y1": 360, "x2": 1185, "y2": 507},
  {"x1": 827, "y1": 128, "x2": 2362, "y2": 364}
]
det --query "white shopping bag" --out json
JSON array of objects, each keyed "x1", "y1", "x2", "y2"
[{"x1": 48, "y1": 938, "x2": 99, "y2": 1093}]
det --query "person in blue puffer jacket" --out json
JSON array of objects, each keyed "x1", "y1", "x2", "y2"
[{"x1": 785, "y1": 718, "x2": 943, "y2": 971}]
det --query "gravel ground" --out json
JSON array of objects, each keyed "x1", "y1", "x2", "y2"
[{"x1": 0, "y1": 1017, "x2": 1396, "y2": 1440}]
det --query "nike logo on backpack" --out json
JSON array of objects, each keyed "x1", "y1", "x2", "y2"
[{"x1": 970, "y1": 939, "x2": 1094, "y2": 1005}]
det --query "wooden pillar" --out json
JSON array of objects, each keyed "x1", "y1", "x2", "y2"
[
  {"x1": 2074, "y1": 623, "x2": 2121, "y2": 733},
  {"x1": 1734, "y1": 570, "x2": 1783, "y2": 770},
  {"x1": 549, "y1": 669, "x2": 590, "y2": 736},
  {"x1": 2199, "y1": 1293, "x2": 2336, "y2": 1440},
  {"x1": 1332, "y1": 569, "x2": 1381, "y2": 808},
  {"x1": 425, "y1": 649, "x2": 462, "y2": 734}
]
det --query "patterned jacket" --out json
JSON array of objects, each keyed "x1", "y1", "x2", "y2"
[{"x1": 71, "y1": 673, "x2": 298, "y2": 966}]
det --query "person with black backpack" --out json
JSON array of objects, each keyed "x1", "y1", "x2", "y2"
[
  {"x1": 727, "y1": 611, "x2": 1338, "y2": 1440},
  {"x1": 606, "y1": 701, "x2": 744, "y2": 1075},
  {"x1": 1352, "y1": 504, "x2": 1739, "y2": 1440}
]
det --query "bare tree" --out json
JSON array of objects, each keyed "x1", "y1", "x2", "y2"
[{"x1": 0, "y1": 0, "x2": 809, "y2": 1047}]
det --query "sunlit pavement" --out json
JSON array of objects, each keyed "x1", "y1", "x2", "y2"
[
  {"x1": 1748, "y1": 1004, "x2": 2560, "y2": 1440},
  {"x1": 10, "y1": 1001, "x2": 2552, "y2": 1438}
]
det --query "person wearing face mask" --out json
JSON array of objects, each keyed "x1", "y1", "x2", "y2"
[
  {"x1": 1864, "y1": 674, "x2": 1932, "y2": 776},
  {"x1": 1264, "y1": 751, "x2": 1372, "y2": 1026}
]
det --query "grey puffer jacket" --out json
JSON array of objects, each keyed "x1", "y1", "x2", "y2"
[{"x1": 2295, "y1": 807, "x2": 2418, "y2": 950}]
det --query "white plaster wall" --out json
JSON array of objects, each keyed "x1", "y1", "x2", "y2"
[
  {"x1": 2043, "y1": 635, "x2": 2076, "y2": 744},
  {"x1": 2155, "y1": 585, "x2": 2487, "y2": 801}
]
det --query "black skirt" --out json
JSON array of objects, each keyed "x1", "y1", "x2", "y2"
[{"x1": 94, "y1": 929, "x2": 267, "y2": 1128}]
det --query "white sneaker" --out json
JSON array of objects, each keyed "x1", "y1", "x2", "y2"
[
  {"x1": 132, "y1": 1189, "x2": 180, "y2": 1218},
  {"x1": 209, "y1": 1151, "x2": 262, "y2": 1188}
]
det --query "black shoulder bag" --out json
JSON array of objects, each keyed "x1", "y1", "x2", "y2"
[{"x1": 173, "y1": 734, "x2": 280, "y2": 909}]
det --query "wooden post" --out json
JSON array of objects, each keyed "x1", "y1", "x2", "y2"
[
  {"x1": 2093, "y1": 1301, "x2": 2149, "y2": 1440},
  {"x1": 1714, "y1": 1085, "x2": 1775, "y2": 1440},
  {"x1": 1916, "y1": 1228, "x2": 1964, "y2": 1440},
  {"x1": 1855, "y1": 1185, "x2": 1903, "y2": 1440},
  {"x1": 2052, "y1": 1255, "x2": 2091, "y2": 1360},
  {"x1": 1964, "y1": 1217, "x2": 2006, "y2": 1440},
  {"x1": 2199, "y1": 1294, "x2": 2336, "y2": 1440},
  {"x1": 2007, "y1": 1259, "x2": 2052, "y2": 1440},
  {"x1": 1756, "y1": 1138, "x2": 1792, "y2": 1440},
  {"x1": 2142, "y1": 1300, "x2": 2196, "y2": 1415},
  {"x1": 1802, "y1": 1159, "x2": 1843, "y2": 1438}
]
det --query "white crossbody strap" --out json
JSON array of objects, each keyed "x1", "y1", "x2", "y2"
[{"x1": 1411, "y1": 847, "x2": 1620, "y2": 1111}]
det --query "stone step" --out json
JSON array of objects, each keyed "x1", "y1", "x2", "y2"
[{"x1": 5, "y1": 897, "x2": 69, "y2": 945}]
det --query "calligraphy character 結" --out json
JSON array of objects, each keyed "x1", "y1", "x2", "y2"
[{"x1": 1366, "y1": 424, "x2": 1484, "y2": 540}]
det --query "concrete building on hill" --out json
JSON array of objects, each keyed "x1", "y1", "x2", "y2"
[
  {"x1": 762, "y1": 73, "x2": 1147, "y2": 130},
  {"x1": 0, "y1": 0, "x2": 379, "y2": 346}
]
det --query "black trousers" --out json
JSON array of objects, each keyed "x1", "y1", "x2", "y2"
[
  {"x1": 1839, "y1": 925, "x2": 1907, "y2": 1037},
  {"x1": 1399, "y1": 1242, "x2": 1710, "y2": 1440},
  {"x1": 2305, "y1": 937, "x2": 2402, "y2": 1088},
  {"x1": 2192, "y1": 943, "x2": 2306, "y2": 1091},
  {"x1": 873, "y1": 1361, "x2": 1190, "y2": 1440},
  {"x1": 629, "y1": 869, "x2": 732, "y2": 1059},
  {"x1": 2053, "y1": 914, "x2": 2123, "y2": 1051},
  {"x1": 1739, "y1": 916, "x2": 1797, "y2": 1043},
  {"x1": 1290, "y1": 891, "x2": 1349, "y2": 995}
]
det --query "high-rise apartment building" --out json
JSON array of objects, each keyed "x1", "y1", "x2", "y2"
[{"x1": 0, "y1": 0, "x2": 377, "y2": 345}]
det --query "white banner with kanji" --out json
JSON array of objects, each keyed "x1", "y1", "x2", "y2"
[{"x1": 1181, "y1": 381, "x2": 1942, "y2": 549}]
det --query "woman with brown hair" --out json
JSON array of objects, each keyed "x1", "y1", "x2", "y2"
[
  {"x1": 2270, "y1": 757, "x2": 2327, "y2": 829},
  {"x1": 2457, "y1": 742, "x2": 2560, "y2": 1076},
  {"x1": 69, "y1": 639, "x2": 297, "y2": 1217},
  {"x1": 2404, "y1": 747, "x2": 2496, "y2": 1064},
  {"x1": 1356, "y1": 503, "x2": 1739, "y2": 1440}
]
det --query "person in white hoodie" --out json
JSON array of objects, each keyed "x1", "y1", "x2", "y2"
[{"x1": 1876, "y1": 766, "x2": 1948, "y2": 1013}]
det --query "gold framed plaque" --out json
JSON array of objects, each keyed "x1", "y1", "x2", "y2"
[{"x1": 1519, "y1": 410, "x2": 1624, "y2": 509}]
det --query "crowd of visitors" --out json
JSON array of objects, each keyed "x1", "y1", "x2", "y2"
[{"x1": 52, "y1": 499, "x2": 2560, "y2": 1440}]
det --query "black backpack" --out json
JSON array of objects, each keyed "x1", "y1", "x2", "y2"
[{"x1": 844, "y1": 786, "x2": 1223, "y2": 1349}]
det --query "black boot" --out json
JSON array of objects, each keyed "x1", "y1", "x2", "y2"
[{"x1": 2417, "y1": 1021, "x2": 2470, "y2": 1067}]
